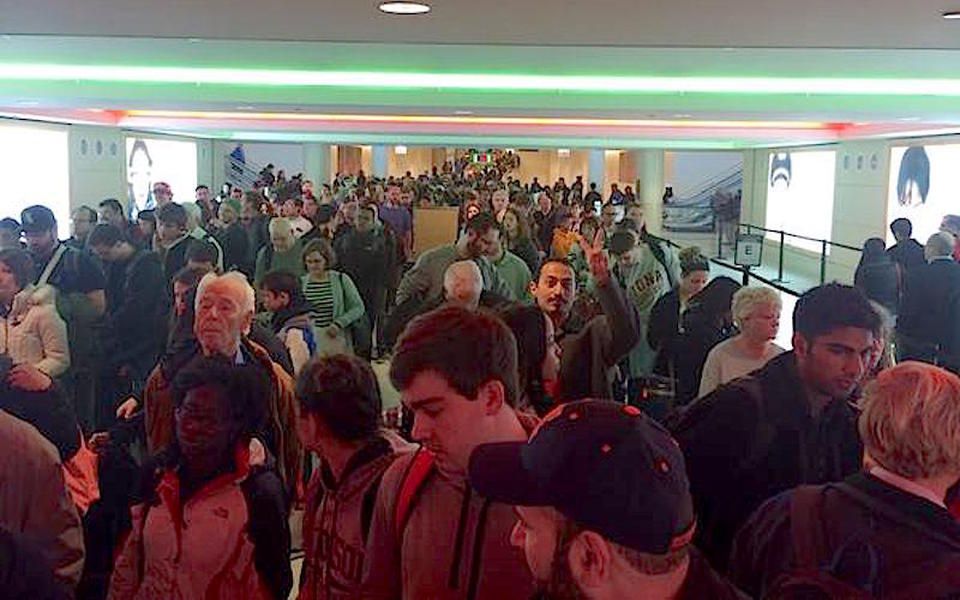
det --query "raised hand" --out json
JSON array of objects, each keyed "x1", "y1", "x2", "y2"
[{"x1": 579, "y1": 228, "x2": 611, "y2": 287}]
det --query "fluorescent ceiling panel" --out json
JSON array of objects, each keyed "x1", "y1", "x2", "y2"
[{"x1": 3, "y1": 63, "x2": 960, "y2": 96}]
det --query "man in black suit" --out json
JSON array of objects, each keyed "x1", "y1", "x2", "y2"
[
  {"x1": 887, "y1": 218, "x2": 926, "y2": 274},
  {"x1": 896, "y1": 231, "x2": 960, "y2": 371}
]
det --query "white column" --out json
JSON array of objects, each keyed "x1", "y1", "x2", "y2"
[
  {"x1": 588, "y1": 149, "x2": 605, "y2": 192},
  {"x1": 634, "y1": 150, "x2": 665, "y2": 235},
  {"x1": 303, "y1": 143, "x2": 332, "y2": 185},
  {"x1": 371, "y1": 145, "x2": 389, "y2": 178}
]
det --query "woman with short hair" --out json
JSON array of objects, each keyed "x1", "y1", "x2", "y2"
[{"x1": 697, "y1": 286, "x2": 784, "y2": 398}]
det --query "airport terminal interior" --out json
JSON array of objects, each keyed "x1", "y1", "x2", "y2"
[{"x1": 3, "y1": 2, "x2": 960, "y2": 599}]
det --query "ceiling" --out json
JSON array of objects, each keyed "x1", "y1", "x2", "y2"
[{"x1": 3, "y1": 0, "x2": 960, "y2": 147}]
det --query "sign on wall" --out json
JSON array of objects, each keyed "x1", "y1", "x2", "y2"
[
  {"x1": 765, "y1": 150, "x2": 836, "y2": 253},
  {"x1": 887, "y1": 143, "x2": 960, "y2": 245},
  {"x1": 126, "y1": 137, "x2": 197, "y2": 219}
]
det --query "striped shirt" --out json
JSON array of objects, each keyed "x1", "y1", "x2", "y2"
[{"x1": 304, "y1": 278, "x2": 335, "y2": 329}]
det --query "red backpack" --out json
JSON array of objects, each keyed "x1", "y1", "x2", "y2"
[
  {"x1": 766, "y1": 484, "x2": 960, "y2": 599},
  {"x1": 393, "y1": 449, "x2": 436, "y2": 538}
]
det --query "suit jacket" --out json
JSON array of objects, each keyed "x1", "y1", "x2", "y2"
[{"x1": 897, "y1": 258, "x2": 960, "y2": 367}]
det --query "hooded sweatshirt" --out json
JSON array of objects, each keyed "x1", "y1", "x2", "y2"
[
  {"x1": 299, "y1": 431, "x2": 413, "y2": 600},
  {"x1": 0, "y1": 284, "x2": 70, "y2": 377},
  {"x1": 270, "y1": 300, "x2": 317, "y2": 376}
]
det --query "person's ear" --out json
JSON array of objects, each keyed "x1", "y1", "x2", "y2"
[
  {"x1": 793, "y1": 332, "x2": 808, "y2": 357},
  {"x1": 567, "y1": 531, "x2": 613, "y2": 591},
  {"x1": 528, "y1": 280, "x2": 538, "y2": 296},
  {"x1": 477, "y1": 379, "x2": 507, "y2": 415},
  {"x1": 241, "y1": 310, "x2": 254, "y2": 335}
]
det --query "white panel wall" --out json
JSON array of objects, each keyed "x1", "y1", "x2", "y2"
[
  {"x1": 69, "y1": 124, "x2": 126, "y2": 212},
  {"x1": 212, "y1": 141, "x2": 306, "y2": 190}
]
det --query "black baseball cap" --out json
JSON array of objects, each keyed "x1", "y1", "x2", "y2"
[
  {"x1": 469, "y1": 399, "x2": 695, "y2": 555},
  {"x1": 20, "y1": 205, "x2": 57, "y2": 233}
]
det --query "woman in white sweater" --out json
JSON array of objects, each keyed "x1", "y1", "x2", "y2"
[
  {"x1": 0, "y1": 249, "x2": 70, "y2": 377},
  {"x1": 698, "y1": 286, "x2": 784, "y2": 397}
]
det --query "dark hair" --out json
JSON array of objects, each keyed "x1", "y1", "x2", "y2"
[
  {"x1": 608, "y1": 230, "x2": 638, "y2": 256},
  {"x1": 464, "y1": 211, "x2": 500, "y2": 236},
  {"x1": 678, "y1": 247, "x2": 710, "y2": 277},
  {"x1": 0, "y1": 218, "x2": 20, "y2": 233},
  {"x1": 284, "y1": 196, "x2": 304, "y2": 208},
  {"x1": 186, "y1": 240, "x2": 219, "y2": 266},
  {"x1": 74, "y1": 205, "x2": 98, "y2": 224},
  {"x1": 296, "y1": 355, "x2": 382, "y2": 441},
  {"x1": 172, "y1": 265, "x2": 207, "y2": 288},
  {"x1": 87, "y1": 223, "x2": 125, "y2": 248},
  {"x1": 861, "y1": 237, "x2": 887, "y2": 261},
  {"x1": 156, "y1": 203, "x2": 188, "y2": 229},
  {"x1": 260, "y1": 270, "x2": 306, "y2": 306},
  {"x1": 390, "y1": 306, "x2": 519, "y2": 407},
  {"x1": 195, "y1": 184, "x2": 209, "y2": 192},
  {"x1": 535, "y1": 257, "x2": 575, "y2": 281},
  {"x1": 890, "y1": 217, "x2": 912, "y2": 238},
  {"x1": 302, "y1": 238, "x2": 336, "y2": 269},
  {"x1": 99, "y1": 198, "x2": 125, "y2": 215},
  {"x1": 172, "y1": 355, "x2": 270, "y2": 440},
  {"x1": 502, "y1": 207, "x2": 532, "y2": 241},
  {"x1": 897, "y1": 146, "x2": 930, "y2": 205},
  {"x1": 128, "y1": 139, "x2": 152, "y2": 168},
  {"x1": 579, "y1": 216, "x2": 600, "y2": 237},
  {"x1": 793, "y1": 283, "x2": 881, "y2": 340},
  {"x1": 0, "y1": 249, "x2": 35, "y2": 289},
  {"x1": 687, "y1": 276, "x2": 740, "y2": 328},
  {"x1": 138, "y1": 209, "x2": 156, "y2": 224},
  {"x1": 499, "y1": 305, "x2": 548, "y2": 413}
]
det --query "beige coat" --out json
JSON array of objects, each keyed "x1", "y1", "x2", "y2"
[{"x1": 1, "y1": 284, "x2": 70, "y2": 376}]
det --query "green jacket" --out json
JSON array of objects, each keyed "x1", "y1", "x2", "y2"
[
  {"x1": 300, "y1": 270, "x2": 366, "y2": 330},
  {"x1": 492, "y1": 250, "x2": 533, "y2": 302},
  {"x1": 254, "y1": 240, "x2": 305, "y2": 289}
]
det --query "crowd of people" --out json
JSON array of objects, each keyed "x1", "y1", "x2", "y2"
[{"x1": 0, "y1": 158, "x2": 958, "y2": 600}]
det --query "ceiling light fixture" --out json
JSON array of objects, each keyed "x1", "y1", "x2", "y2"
[
  {"x1": 379, "y1": 2, "x2": 431, "y2": 15},
  {"x1": 125, "y1": 109, "x2": 832, "y2": 130},
  {"x1": 5, "y1": 63, "x2": 960, "y2": 97},
  {"x1": 394, "y1": 145, "x2": 408, "y2": 155},
  {"x1": 943, "y1": 11, "x2": 960, "y2": 19}
]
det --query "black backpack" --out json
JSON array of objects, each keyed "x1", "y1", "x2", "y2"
[{"x1": 766, "y1": 483, "x2": 960, "y2": 599}]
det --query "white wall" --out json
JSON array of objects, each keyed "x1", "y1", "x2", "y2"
[
  {"x1": 213, "y1": 141, "x2": 305, "y2": 190},
  {"x1": 69, "y1": 124, "x2": 126, "y2": 213}
]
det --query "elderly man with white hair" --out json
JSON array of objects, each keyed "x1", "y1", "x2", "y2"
[
  {"x1": 183, "y1": 201, "x2": 224, "y2": 271},
  {"x1": 254, "y1": 217, "x2": 305, "y2": 288},
  {"x1": 896, "y1": 230, "x2": 960, "y2": 370},
  {"x1": 731, "y1": 361, "x2": 960, "y2": 597},
  {"x1": 698, "y1": 286, "x2": 785, "y2": 397},
  {"x1": 140, "y1": 272, "x2": 301, "y2": 491}
]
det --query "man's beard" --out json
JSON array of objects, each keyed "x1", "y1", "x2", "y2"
[{"x1": 529, "y1": 522, "x2": 589, "y2": 600}]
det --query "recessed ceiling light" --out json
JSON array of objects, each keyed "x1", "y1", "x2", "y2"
[
  {"x1": 379, "y1": 2, "x2": 431, "y2": 15},
  {"x1": 943, "y1": 11, "x2": 960, "y2": 19},
  {"x1": 454, "y1": 110, "x2": 473, "y2": 115},
  {"x1": 236, "y1": 105, "x2": 255, "y2": 110}
]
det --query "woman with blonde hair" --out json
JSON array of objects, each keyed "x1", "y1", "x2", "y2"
[{"x1": 698, "y1": 285, "x2": 784, "y2": 397}]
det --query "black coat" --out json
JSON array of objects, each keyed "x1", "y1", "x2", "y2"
[
  {"x1": 854, "y1": 257, "x2": 900, "y2": 315},
  {"x1": 668, "y1": 352, "x2": 863, "y2": 571},
  {"x1": 103, "y1": 250, "x2": 168, "y2": 379},
  {"x1": 886, "y1": 238, "x2": 925, "y2": 274},
  {"x1": 648, "y1": 289, "x2": 681, "y2": 376},
  {"x1": 0, "y1": 382, "x2": 80, "y2": 461},
  {"x1": 216, "y1": 222, "x2": 251, "y2": 275},
  {"x1": 896, "y1": 258, "x2": 960, "y2": 368},
  {"x1": 730, "y1": 473, "x2": 960, "y2": 598}
]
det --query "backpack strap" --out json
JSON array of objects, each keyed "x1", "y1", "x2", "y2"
[
  {"x1": 790, "y1": 485, "x2": 830, "y2": 569},
  {"x1": 394, "y1": 449, "x2": 435, "y2": 538}
]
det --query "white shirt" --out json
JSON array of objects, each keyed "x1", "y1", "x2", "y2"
[{"x1": 698, "y1": 337, "x2": 785, "y2": 398}]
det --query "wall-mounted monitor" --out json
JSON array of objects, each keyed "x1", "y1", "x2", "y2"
[
  {"x1": 887, "y1": 143, "x2": 960, "y2": 245},
  {"x1": 765, "y1": 150, "x2": 836, "y2": 254},
  {"x1": 126, "y1": 137, "x2": 197, "y2": 219}
]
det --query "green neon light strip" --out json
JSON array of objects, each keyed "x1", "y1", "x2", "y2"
[{"x1": 2, "y1": 63, "x2": 960, "y2": 96}]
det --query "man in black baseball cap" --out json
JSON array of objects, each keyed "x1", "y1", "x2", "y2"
[{"x1": 469, "y1": 400, "x2": 746, "y2": 600}]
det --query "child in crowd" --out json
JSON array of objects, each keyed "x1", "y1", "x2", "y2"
[{"x1": 259, "y1": 270, "x2": 317, "y2": 375}]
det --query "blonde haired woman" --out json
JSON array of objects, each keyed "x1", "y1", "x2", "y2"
[{"x1": 698, "y1": 286, "x2": 784, "y2": 397}]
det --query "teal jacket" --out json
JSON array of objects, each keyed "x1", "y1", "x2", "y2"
[{"x1": 300, "y1": 270, "x2": 366, "y2": 330}]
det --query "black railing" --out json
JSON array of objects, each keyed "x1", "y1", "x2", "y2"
[
  {"x1": 651, "y1": 228, "x2": 859, "y2": 299},
  {"x1": 721, "y1": 223, "x2": 862, "y2": 287}
]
